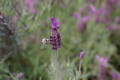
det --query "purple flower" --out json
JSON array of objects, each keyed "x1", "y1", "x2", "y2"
[
  {"x1": 106, "y1": 0, "x2": 118, "y2": 6},
  {"x1": 23, "y1": 0, "x2": 38, "y2": 14},
  {"x1": 96, "y1": 55, "x2": 108, "y2": 80},
  {"x1": 110, "y1": 70, "x2": 119, "y2": 80},
  {"x1": 96, "y1": 55, "x2": 108, "y2": 66},
  {"x1": 12, "y1": 4, "x2": 20, "y2": 22},
  {"x1": 114, "y1": 16, "x2": 120, "y2": 24},
  {"x1": 89, "y1": 3, "x2": 104, "y2": 23},
  {"x1": 105, "y1": 16, "x2": 120, "y2": 31},
  {"x1": 73, "y1": 12, "x2": 90, "y2": 32},
  {"x1": 111, "y1": 17, "x2": 120, "y2": 30},
  {"x1": 78, "y1": 51, "x2": 85, "y2": 60},
  {"x1": 104, "y1": 0, "x2": 118, "y2": 16},
  {"x1": 17, "y1": 72, "x2": 24, "y2": 80},
  {"x1": 13, "y1": 14, "x2": 18, "y2": 22},
  {"x1": 50, "y1": 17, "x2": 61, "y2": 50},
  {"x1": 89, "y1": 4, "x2": 96, "y2": 13},
  {"x1": 50, "y1": 17, "x2": 60, "y2": 29}
]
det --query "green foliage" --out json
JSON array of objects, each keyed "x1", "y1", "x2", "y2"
[{"x1": 0, "y1": 0, "x2": 119, "y2": 80}]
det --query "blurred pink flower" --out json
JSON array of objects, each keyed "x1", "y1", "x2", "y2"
[
  {"x1": 104, "y1": 0, "x2": 118, "y2": 15},
  {"x1": 13, "y1": 15, "x2": 18, "y2": 22},
  {"x1": 17, "y1": 72, "x2": 24, "y2": 80},
  {"x1": 110, "y1": 70, "x2": 119, "y2": 80},
  {"x1": 96, "y1": 55, "x2": 108, "y2": 80},
  {"x1": 73, "y1": 12, "x2": 90, "y2": 32},
  {"x1": 89, "y1": 3, "x2": 104, "y2": 23},
  {"x1": 23, "y1": 0, "x2": 38, "y2": 14},
  {"x1": 78, "y1": 51, "x2": 85, "y2": 60},
  {"x1": 105, "y1": 16, "x2": 120, "y2": 31},
  {"x1": 13, "y1": 4, "x2": 20, "y2": 22},
  {"x1": 96, "y1": 55, "x2": 108, "y2": 66}
]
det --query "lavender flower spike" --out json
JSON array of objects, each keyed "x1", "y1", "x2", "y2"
[
  {"x1": 110, "y1": 70, "x2": 119, "y2": 80},
  {"x1": 96, "y1": 55, "x2": 108, "y2": 66},
  {"x1": 73, "y1": 12, "x2": 90, "y2": 32},
  {"x1": 17, "y1": 72, "x2": 24, "y2": 80},
  {"x1": 96, "y1": 55, "x2": 108, "y2": 80},
  {"x1": 78, "y1": 51, "x2": 85, "y2": 60},
  {"x1": 78, "y1": 50, "x2": 85, "y2": 73},
  {"x1": 23, "y1": 0, "x2": 37, "y2": 14},
  {"x1": 89, "y1": 3, "x2": 104, "y2": 23},
  {"x1": 50, "y1": 17, "x2": 61, "y2": 50}
]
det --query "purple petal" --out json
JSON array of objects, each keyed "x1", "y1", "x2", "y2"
[
  {"x1": 97, "y1": 3, "x2": 104, "y2": 14},
  {"x1": 96, "y1": 55, "x2": 108, "y2": 66},
  {"x1": 77, "y1": 20, "x2": 85, "y2": 32},
  {"x1": 55, "y1": 20, "x2": 60, "y2": 27},
  {"x1": 24, "y1": 0, "x2": 36, "y2": 14},
  {"x1": 114, "y1": 16, "x2": 120, "y2": 24},
  {"x1": 78, "y1": 51, "x2": 85, "y2": 60},
  {"x1": 94, "y1": 14, "x2": 100, "y2": 23},
  {"x1": 111, "y1": 0, "x2": 117, "y2": 3},
  {"x1": 51, "y1": 17, "x2": 60, "y2": 29},
  {"x1": 51, "y1": 16, "x2": 55, "y2": 23},
  {"x1": 89, "y1": 4, "x2": 96, "y2": 13},
  {"x1": 110, "y1": 70, "x2": 119, "y2": 80},
  {"x1": 82, "y1": 15, "x2": 90, "y2": 22},
  {"x1": 17, "y1": 72, "x2": 24, "y2": 80},
  {"x1": 73, "y1": 12, "x2": 80, "y2": 20},
  {"x1": 13, "y1": 15, "x2": 18, "y2": 22}
]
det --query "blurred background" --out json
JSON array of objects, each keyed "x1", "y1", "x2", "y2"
[{"x1": 0, "y1": 0, "x2": 120, "y2": 80}]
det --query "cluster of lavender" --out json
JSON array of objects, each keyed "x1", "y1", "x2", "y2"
[
  {"x1": 78, "y1": 51, "x2": 120, "y2": 80},
  {"x1": 49, "y1": 15, "x2": 120, "y2": 80},
  {"x1": 73, "y1": 0, "x2": 120, "y2": 33}
]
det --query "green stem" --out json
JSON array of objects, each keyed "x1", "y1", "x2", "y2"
[{"x1": 79, "y1": 60, "x2": 82, "y2": 74}]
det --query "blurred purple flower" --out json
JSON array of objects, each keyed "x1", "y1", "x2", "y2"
[
  {"x1": 111, "y1": 17, "x2": 120, "y2": 30},
  {"x1": 73, "y1": 12, "x2": 90, "y2": 32},
  {"x1": 17, "y1": 72, "x2": 24, "y2": 80},
  {"x1": 51, "y1": 17, "x2": 60, "y2": 29},
  {"x1": 96, "y1": 55, "x2": 108, "y2": 66},
  {"x1": 23, "y1": 0, "x2": 38, "y2": 14},
  {"x1": 89, "y1": 4, "x2": 96, "y2": 13},
  {"x1": 78, "y1": 51, "x2": 85, "y2": 60},
  {"x1": 13, "y1": 14, "x2": 18, "y2": 22},
  {"x1": 105, "y1": 16, "x2": 120, "y2": 31},
  {"x1": 50, "y1": 17, "x2": 61, "y2": 51},
  {"x1": 89, "y1": 3, "x2": 104, "y2": 23},
  {"x1": 96, "y1": 55, "x2": 108, "y2": 80},
  {"x1": 106, "y1": 0, "x2": 118, "y2": 6},
  {"x1": 104, "y1": 0, "x2": 118, "y2": 16},
  {"x1": 110, "y1": 70, "x2": 119, "y2": 80},
  {"x1": 114, "y1": 16, "x2": 120, "y2": 24},
  {"x1": 12, "y1": 4, "x2": 21, "y2": 22}
]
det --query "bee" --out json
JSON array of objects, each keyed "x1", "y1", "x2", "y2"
[{"x1": 41, "y1": 38, "x2": 50, "y2": 45}]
